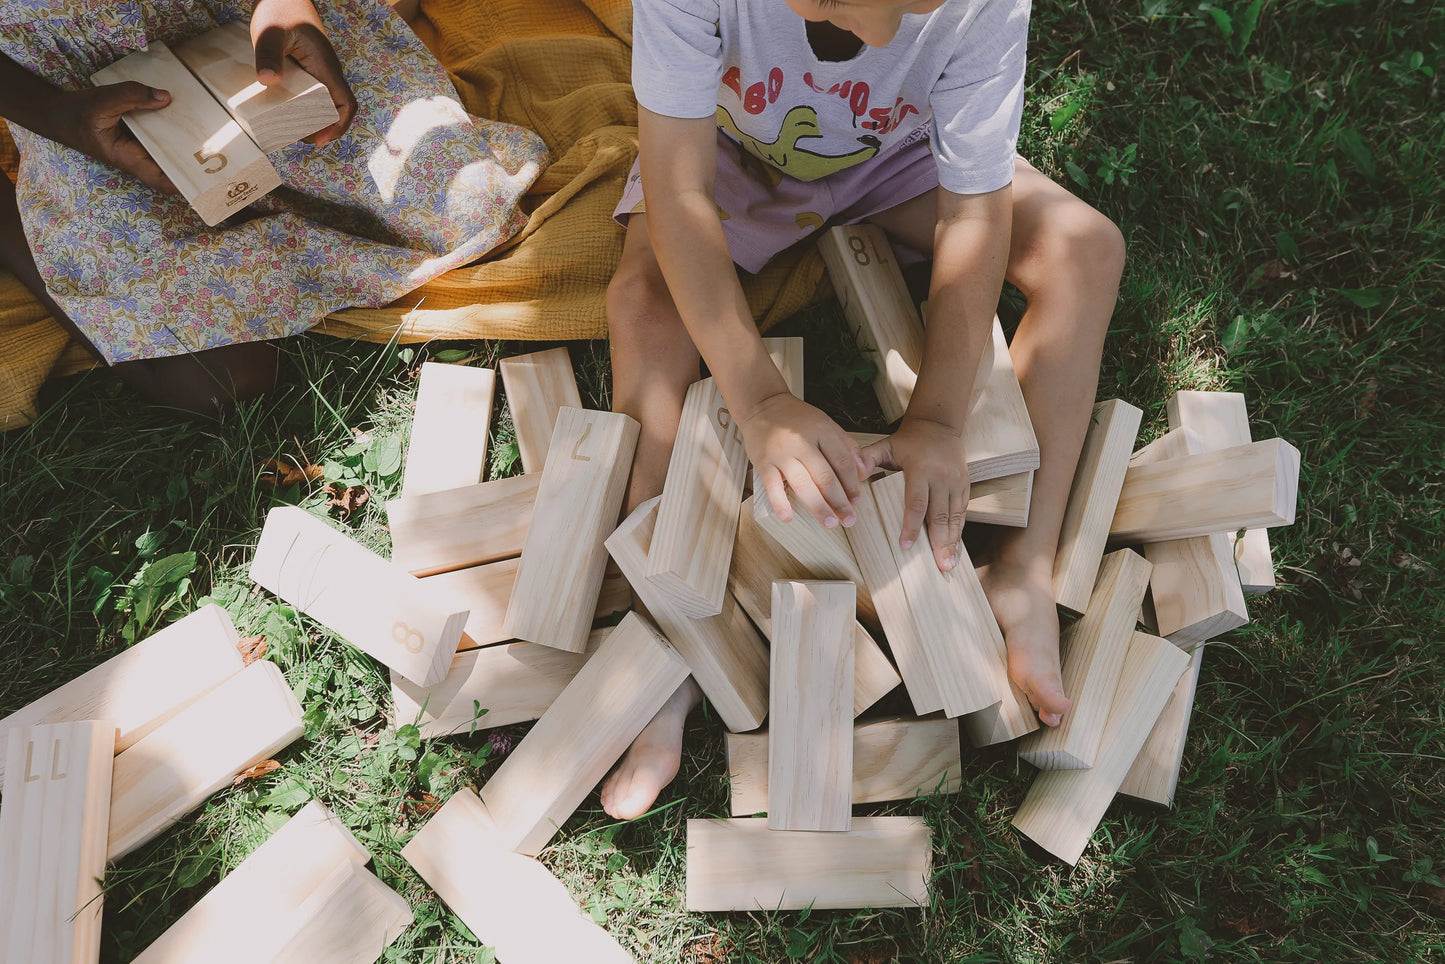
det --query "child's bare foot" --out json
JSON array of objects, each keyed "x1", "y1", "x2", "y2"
[
  {"x1": 600, "y1": 677, "x2": 702, "y2": 819},
  {"x1": 977, "y1": 557, "x2": 1070, "y2": 727}
]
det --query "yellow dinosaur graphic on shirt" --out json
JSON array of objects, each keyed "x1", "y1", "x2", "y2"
[{"x1": 716, "y1": 105, "x2": 882, "y2": 181}]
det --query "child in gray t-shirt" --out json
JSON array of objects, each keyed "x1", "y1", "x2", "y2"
[{"x1": 601, "y1": 0, "x2": 1126, "y2": 822}]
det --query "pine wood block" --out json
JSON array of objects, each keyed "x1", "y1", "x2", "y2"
[
  {"x1": 423, "y1": 559, "x2": 629, "y2": 650},
  {"x1": 727, "y1": 716, "x2": 961, "y2": 816},
  {"x1": 268, "y1": 861, "x2": 413, "y2": 964},
  {"x1": 250, "y1": 506, "x2": 467, "y2": 687},
  {"x1": 685, "y1": 817, "x2": 931, "y2": 911},
  {"x1": 1017, "y1": 549, "x2": 1152, "y2": 770},
  {"x1": 768, "y1": 580, "x2": 855, "y2": 831},
  {"x1": 478, "y1": 612, "x2": 691, "y2": 855},
  {"x1": 752, "y1": 486, "x2": 876, "y2": 624},
  {"x1": 645, "y1": 377, "x2": 748, "y2": 618},
  {"x1": 960, "y1": 317, "x2": 1041, "y2": 482},
  {"x1": 966, "y1": 470, "x2": 1033, "y2": 527},
  {"x1": 763, "y1": 336, "x2": 806, "y2": 399},
  {"x1": 1119, "y1": 643, "x2": 1204, "y2": 807},
  {"x1": 91, "y1": 42, "x2": 279, "y2": 225},
  {"x1": 608, "y1": 498, "x2": 769, "y2": 732},
  {"x1": 1167, "y1": 390, "x2": 1276, "y2": 593},
  {"x1": 502, "y1": 409, "x2": 638, "y2": 652},
  {"x1": 1109, "y1": 438, "x2": 1300, "y2": 544},
  {"x1": 731, "y1": 501, "x2": 900, "y2": 715},
  {"x1": 172, "y1": 21, "x2": 339, "y2": 153},
  {"x1": 402, "y1": 789, "x2": 636, "y2": 963},
  {"x1": 0, "y1": 604, "x2": 242, "y2": 789},
  {"x1": 108, "y1": 660, "x2": 303, "y2": 862},
  {"x1": 0, "y1": 721, "x2": 114, "y2": 964},
  {"x1": 1053, "y1": 399, "x2": 1144, "y2": 614},
  {"x1": 399, "y1": 362, "x2": 495, "y2": 498},
  {"x1": 386, "y1": 472, "x2": 540, "y2": 576},
  {"x1": 499, "y1": 348, "x2": 582, "y2": 474},
  {"x1": 1012, "y1": 630, "x2": 1190, "y2": 864}
]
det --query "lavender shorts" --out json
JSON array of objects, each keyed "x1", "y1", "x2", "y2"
[{"x1": 613, "y1": 123, "x2": 939, "y2": 273}]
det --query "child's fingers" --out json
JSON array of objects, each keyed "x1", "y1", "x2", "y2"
[
  {"x1": 784, "y1": 460, "x2": 841, "y2": 529},
  {"x1": 819, "y1": 432, "x2": 864, "y2": 505},
  {"x1": 858, "y1": 438, "x2": 896, "y2": 475},
  {"x1": 758, "y1": 465, "x2": 793, "y2": 523},
  {"x1": 251, "y1": 24, "x2": 288, "y2": 83},
  {"x1": 799, "y1": 449, "x2": 855, "y2": 526},
  {"x1": 899, "y1": 473, "x2": 928, "y2": 549},
  {"x1": 927, "y1": 485, "x2": 965, "y2": 573}
]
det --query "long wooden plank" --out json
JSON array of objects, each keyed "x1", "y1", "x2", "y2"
[
  {"x1": 0, "y1": 721, "x2": 113, "y2": 964},
  {"x1": 686, "y1": 817, "x2": 931, "y2": 911},
  {"x1": 1012, "y1": 631, "x2": 1191, "y2": 864},
  {"x1": 1053, "y1": 399, "x2": 1143, "y2": 613},
  {"x1": 108, "y1": 661, "x2": 304, "y2": 862},
  {"x1": 504, "y1": 409, "x2": 638, "y2": 653},
  {"x1": 92, "y1": 43, "x2": 279, "y2": 225},
  {"x1": 499, "y1": 348, "x2": 583, "y2": 475},
  {"x1": 752, "y1": 487, "x2": 876, "y2": 624},
  {"x1": 727, "y1": 716, "x2": 961, "y2": 816},
  {"x1": 399, "y1": 362, "x2": 496, "y2": 498},
  {"x1": 1017, "y1": 549, "x2": 1152, "y2": 770},
  {"x1": 478, "y1": 613, "x2": 692, "y2": 855},
  {"x1": 386, "y1": 472, "x2": 540, "y2": 576},
  {"x1": 966, "y1": 470, "x2": 1033, "y2": 527},
  {"x1": 957, "y1": 316, "x2": 1042, "y2": 482},
  {"x1": 762, "y1": 336, "x2": 806, "y2": 399},
  {"x1": 250, "y1": 506, "x2": 467, "y2": 687},
  {"x1": 769, "y1": 580, "x2": 855, "y2": 831},
  {"x1": 402, "y1": 789, "x2": 636, "y2": 964},
  {"x1": 1119, "y1": 643, "x2": 1204, "y2": 807},
  {"x1": 645, "y1": 378, "x2": 748, "y2": 618},
  {"x1": 269, "y1": 862, "x2": 413, "y2": 964},
  {"x1": 0, "y1": 604, "x2": 242, "y2": 789},
  {"x1": 607, "y1": 498, "x2": 769, "y2": 733},
  {"x1": 423, "y1": 560, "x2": 629, "y2": 650}
]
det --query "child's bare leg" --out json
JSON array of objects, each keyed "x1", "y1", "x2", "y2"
[{"x1": 600, "y1": 212, "x2": 704, "y2": 820}]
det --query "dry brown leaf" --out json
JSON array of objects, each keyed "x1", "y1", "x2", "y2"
[
  {"x1": 236, "y1": 635, "x2": 268, "y2": 666},
  {"x1": 234, "y1": 759, "x2": 282, "y2": 784},
  {"x1": 406, "y1": 792, "x2": 442, "y2": 819},
  {"x1": 322, "y1": 482, "x2": 370, "y2": 520},
  {"x1": 258, "y1": 457, "x2": 324, "y2": 488}
]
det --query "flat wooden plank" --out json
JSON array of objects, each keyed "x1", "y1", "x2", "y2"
[
  {"x1": 172, "y1": 21, "x2": 338, "y2": 153},
  {"x1": 768, "y1": 580, "x2": 855, "y2": 831},
  {"x1": 399, "y1": 362, "x2": 496, "y2": 498},
  {"x1": 478, "y1": 613, "x2": 692, "y2": 855},
  {"x1": 250, "y1": 506, "x2": 467, "y2": 687},
  {"x1": 0, "y1": 721, "x2": 113, "y2": 964},
  {"x1": 957, "y1": 316, "x2": 1042, "y2": 482},
  {"x1": 685, "y1": 817, "x2": 931, "y2": 911},
  {"x1": 727, "y1": 716, "x2": 961, "y2": 816},
  {"x1": 402, "y1": 789, "x2": 636, "y2": 964},
  {"x1": 91, "y1": 42, "x2": 279, "y2": 225},
  {"x1": 0, "y1": 604, "x2": 242, "y2": 789},
  {"x1": 504, "y1": 409, "x2": 638, "y2": 652},
  {"x1": 386, "y1": 472, "x2": 540, "y2": 576},
  {"x1": 607, "y1": 498, "x2": 769, "y2": 733},
  {"x1": 269, "y1": 862, "x2": 413, "y2": 964},
  {"x1": 752, "y1": 487, "x2": 876, "y2": 624},
  {"x1": 1109, "y1": 438, "x2": 1300, "y2": 544},
  {"x1": 423, "y1": 560, "x2": 629, "y2": 650},
  {"x1": 1053, "y1": 399, "x2": 1143, "y2": 613},
  {"x1": 1119, "y1": 643, "x2": 1204, "y2": 807},
  {"x1": 966, "y1": 470, "x2": 1033, "y2": 527},
  {"x1": 499, "y1": 348, "x2": 583, "y2": 475},
  {"x1": 644, "y1": 378, "x2": 748, "y2": 618},
  {"x1": 762, "y1": 336, "x2": 805, "y2": 400},
  {"x1": 108, "y1": 661, "x2": 304, "y2": 862},
  {"x1": 1012, "y1": 631, "x2": 1190, "y2": 864},
  {"x1": 1017, "y1": 549, "x2": 1152, "y2": 770}
]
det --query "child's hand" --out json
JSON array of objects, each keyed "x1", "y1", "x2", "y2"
[
  {"x1": 58, "y1": 84, "x2": 178, "y2": 194},
  {"x1": 860, "y1": 416, "x2": 970, "y2": 572},
  {"x1": 739, "y1": 392, "x2": 866, "y2": 530},
  {"x1": 252, "y1": 0, "x2": 357, "y2": 146}
]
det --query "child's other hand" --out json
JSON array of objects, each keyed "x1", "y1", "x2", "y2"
[
  {"x1": 739, "y1": 393, "x2": 866, "y2": 530},
  {"x1": 859, "y1": 417, "x2": 970, "y2": 572},
  {"x1": 251, "y1": 0, "x2": 357, "y2": 146},
  {"x1": 61, "y1": 84, "x2": 178, "y2": 194}
]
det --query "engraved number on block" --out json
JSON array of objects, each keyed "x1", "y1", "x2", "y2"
[
  {"x1": 193, "y1": 149, "x2": 228, "y2": 174},
  {"x1": 23, "y1": 738, "x2": 68, "y2": 782},
  {"x1": 571, "y1": 421, "x2": 594, "y2": 462},
  {"x1": 846, "y1": 232, "x2": 890, "y2": 268},
  {"x1": 392, "y1": 621, "x2": 425, "y2": 654},
  {"x1": 716, "y1": 407, "x2": 742, "y2": 446}
]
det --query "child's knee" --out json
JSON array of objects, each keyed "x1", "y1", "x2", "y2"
[
  {"x1": 1014, "y1": 201, "x2": 1125, "y2": 294},
  {"x1": 605, "y1": 254, "x2": 681, "y2": 346}
]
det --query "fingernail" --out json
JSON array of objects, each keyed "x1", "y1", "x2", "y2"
[
  {"x1": 942, "y1": 552, "x2": 956, "y2": 571},
  {"x1": 823, "y1": 515, "x2": 838, "y2": 529},
  {"x1": 1042, "y1": 712, "x2": 1062, "y2": 727},
  {"x1": 153, "y1": 89, "x2": 168, "y2": 101},
  {"x1": 901, "y1": 538, "x2": 913, "y2": 549}
]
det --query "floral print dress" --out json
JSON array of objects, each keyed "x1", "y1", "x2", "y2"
[{"x1": 0, "y1": 0, "x2": 548, "y2": 363}]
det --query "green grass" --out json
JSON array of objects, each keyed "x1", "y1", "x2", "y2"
[{"x1": 3, "y1": 0, "x2": 1443, "y2": 959}]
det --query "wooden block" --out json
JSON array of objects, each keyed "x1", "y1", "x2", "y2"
[
  {"x1": 91, "y1": 43, "x2": 280, "y2": 225},
  {"x1": 250, "y1": 506, "x2": 467, "y2": 687},
  {"x1": 402, "y1": 789, "x2": 636, "y2": 964},
  {"x1": 685, "y1": 817, "x2": 931, "y2": 911},
  {"x1": 0, "y1": 604, "x2": 242, "y2": 789},
  {"x1": 645, "y1": 378, "x2": 748, "y2": 618},
  {"x1": 499, "y1": 348, "x2": 582, "y2": 474},
  {"x1": 424, "y1": 560, "x2": 630, "y2": 650},
  {"x1": 763, "y1": 336, "x2": 805, "y2": 399},
  {"x1": 1053, "y1": 399, "x2": 1144, "y2": 613},
  {"x1": 503, "y1": 409, "x2": 639, "y2": 652},
  {"x1": 966, "y1": 470, "x2": 1033, "y2": 527},
  {"x1": 108, "y1": 661, "x2": 303, "y2": 862},
  {"x1": 607, "y1": 498, "x2": 769, "y2": 733},
  {"x1": 731, "y1": 501, "x2": 900, "y2": 716},
  {"x1": 1109, "y1": 438, "x2": 1300, "y2": 544},
  {"x1": 1167, "y1": 390, "x2": 1276, "y2": 593},
  {"x1": 1012, "y1": 630, "x2": 1190, "y2": 864},
  {"x1": 0, "y1": 721, "x2": 114, "y2": 964},
  {"x1": 960, "y1": 317, "x2": 1042, "y2": 482},
  {"x1": 768, "y1": 580, "x2": 855, "y2": 831},
  {"x1": 478, "y1": 612, "x2": 691, "y2": 855},
  {"x1": 172, "y1": 22, "x2": 339, "y2": 153},
  {"x1": 386, "y1": 472, "x2": 540, "y2": 576},
  {"x1": 727, "y1": 715, "x2": 961, "y2": 816},
  {"x1": 752, "y1": 486, "x2": 876, "y2": 624},
  {"x1": 399, "y1": 362, "x2": 496, "y2": 498},
  {"x1": 269, "y1": 861, "x2": 413, "y2": 964},
  {"x1": 1119, "y1": 643, "x2": 1204, "y2": 807},
  {"x1": 1018, "y1": 549, "x2": 1152, "y2": 770}
]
